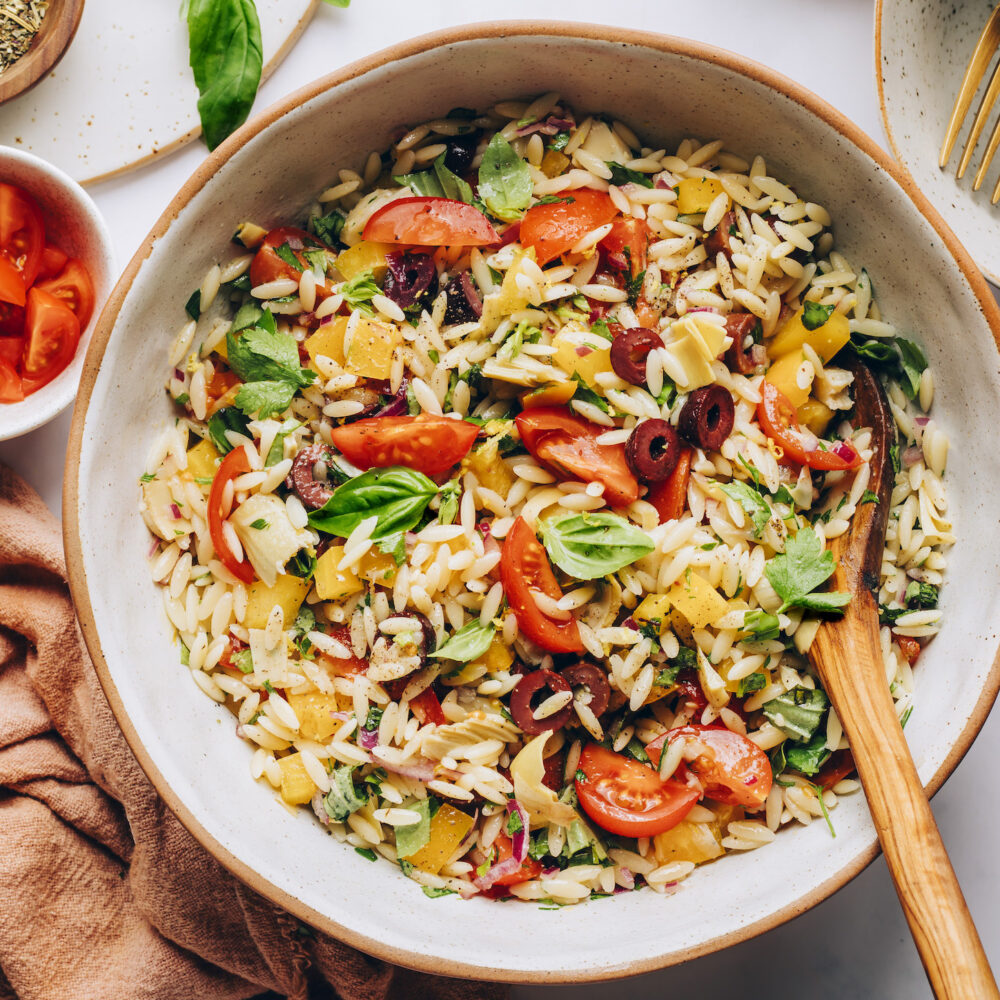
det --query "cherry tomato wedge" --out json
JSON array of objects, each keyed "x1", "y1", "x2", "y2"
[
  {"x1": 515, "y1": 406, "x2": 639, "y2": 507},
  {"x1": 0, "y1": 183, "x2": 44, "y2": 287},
  {"x1": 37, "y1": 243, "x2": 68, "y2": 281},
  {"x1": 363, "y1": 197, "x2": 499, "y2": 247},
  {"x1": 0, "y1": 255, "x2": 25, "y2": 307},
  {"x1": 486, "y1": 834, "x2": 543, "y2": 888},
  {"x1": 35, "y1": 259, "x2": 95, "y2": 330},
  {"x1": 207, "y1": 447, "x2": 256, "y2": 584},
  {"x1": 0, "y1": 357, "x2": 22, "y2": 402},
  {"x1": 500, "y1": 516, "x2": 583, "y2": 654},
  {"x1": 757, "y1": 382, "x2": 863, "y2": 471},
  {"x1": 317, "y1": 625, "x2": 368, "y2": 676},
  {"x1": 0, "y1": 334, "x2": 23, "y2": 370},
  {"x1": 409, "y1": 687, "x2": 447, "y2": 727},
  {"x1": 20, "y1": 287, "x2": 80, "y2": 393},
  {"x1": 815, "y1": 749, "x2": 855, "y2": 791},
  {"x1": 894, "y1": 633, "x2": 921, "y2": 666},
  {"x1": 329, "y1": 414, "x2": 478, "y2": 476},
  {"x1": 600, "y1": 216, "x2": 648, "y2": 277},
  {"x1": 249, "y1": 226, "x2": 328, "y2": 289},
  {"x1": 575, "y1": 744, "x2": 699, "y2": 837},
  {"x1": 519, "y1": 190, "x2": 618, "y2": 266},
  {"x1": 645, "y1": 446, "x2": 693, "y2": 523},
  {"x1": 645, "y1": 725, "x2": 773, "y2": 809},
  {"x1": 0, "y1": 302, "x2": 24, "y2": 337}
]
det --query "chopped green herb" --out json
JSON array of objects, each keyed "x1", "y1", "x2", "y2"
[
  {"x1": 859, "y1": 490, "x2": 880, "y2": 505},
  {"x1": 506, "y1": 810, "x2": 524, "y2": 836},
  {"x1": 323, "y1": 766, "x2": 369, "y2": 822},
  {"x1": 570, "y1": 373, "x2": 609, "y2": 413},
  {"x1": 784, "y1": 731, "x2": 831, "y2": 776},
  {"x1": 422, "y1": 886, "x2": 456, "y2": 898},
  {"x1": 233, "y1": 649, "x2": 253, "y2": 674},
  {"x1": 624, "y1": 737, "x2": 650, "y2": 765},
  {"x1": 355, "y1": 847, "x2": 378, "y2": 862},
  {"x1": 432, "y1": 620, "x2": 496, "y2": 663},
  {"x1": 741, "y1": 608, "x2": 781, "y2": 642},
  {"x1": 140, "y1": 472, "x2": 156, "y2": 483},
  {"x1": 185, "y1": 289, "x2": 201, "y2": 320},
  {"x1": 249, "y1": 518, "x2": 269, "y2": 530},
  {"x1": 801, "y1": 300, "x2": 835, "y2": 331},
  {"x1": 274, "y1": 241, "x2": 305, "y2": 272},
  {"x1": 764, "y1": 529, "x2": 850, "y2": 615},
  {"x1": 762, "y1": 686, "x2": 829, "y2": 742},
  {"x1": 736, "y1": 672, "x2": 767, "y2": 697},
  {"x1": 606, "y1": 162, "x2": 654, "y2": 188},
  {"x1": 309, "y1": 209, "x2": 346, "y2": 248},
  {"x1": 478, "y1": 133, "x2": 533, "y2": 222},
  {"x1": 718, "y1": 480, "x2": 771, "y2": 537},
  {"x1": 396, "y1": 151, "x2": 473, "y2": 204},
  {"x1": 340, "y1": 268, "x2": 381, "y2": 316},
  {"x1": 905, "y1": 581, "x2": 938, "y2": 609},
  {"x1": 539, "y1": 511, "x2": 655, "y2": 580},
  {"x1": 395, "y1": 797, "x2": 434, "y2": 858}
]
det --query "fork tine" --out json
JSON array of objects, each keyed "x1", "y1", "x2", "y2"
[
  {"x1": 958, "y1": 57, "x2": 1000, "y2": 178},
  {"x1": 973, "y1": 108, "x2": 1000, "y2": 190},
  {"x1": 939, "y1": 4, "x2": 1000, "y2": 168}
]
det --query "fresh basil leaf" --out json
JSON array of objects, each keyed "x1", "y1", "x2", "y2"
[
  {"x1": 186, "y1": 0, "x2": 263, "y2": 151},
  {"x1": 905, "y1": 581, "x2": 938, "y2": 609},
  {"x1": 736, "y1": 672, "x2": 767, "y2": 697},
  {"x1": 764, "y1": 529, "x2": 850, "y2": 615},
  {"x1": 274, "y1": 242, "x2": 304, "y2": 272},
  {"x1": 437, "y1": 479, "x2": 461, "y2": 525},
  {"x1": 624, "y1": 737, "x2": 649, "y2": 764},
  {"x1": 570, "y1": 373, "x2": 609, "y2": 413},
  {"x1": 741, "y1": 608, "x2": 780, "y2": 642},
  {"x1": 762, "y1": 686, "x2": 829, "y2": 742},
  {"x1": 783, "y1": 731, "x2": 831, "y2": 776},
  {"x1": 287, "y1": 549, "x2": 317, "y2": 581},
  {"x1": 206, "y1": 406, "x2": 251, "y2": 454},
  {"x1": 323, "y1": 765, "x2": 368, "y2": 822},
  {"x1": 308, "y1": 466, "x2": 439, "y2": 540},
  {"x1": 233, "y1": 649, "x2": 253, "y2": 674},
  {"x1": 802, "y1": 300, "x2": 835, "y2": 331},
  {"x1": 376, "y1": 531, "x2": 407, "y2": 566},
  {"x1": 396, "y1": 151, "x2": 473, "y2": 204},
  {"x1": 896, "y1": 338, "x2": 928, "y2": 399},
  {"x1": 606, "y1": 162, "x2": 654, "y2": 188},
  {"x1": 432, "y1": 620, "x2": 496, "y2": 663},
  {"x1": 539, "y1": 512, "x2": 655, "y2": 580},
  {"x1": 589, "y1": 318, "x2": 613, "y2": 341},
  {"x1": 718, "y1": 480, "x2": 771, "y2": 537},
  {"x1": 549, "y1": 131, "x2": 571, "y2": 151},
  {"x1": 850, "y1": 336, "x2": 898, "y2": 365},
  {"x1": 422, "y1": 886, "x2": 456, "y2": 898},
  {"x1": 395, "y1": 798, "x2": 434, "y2": 858},
  {"x1": 878, "y1": 604, "x2": 907, "y2": 625},
  {"x1": 185, "y1": 289, "x2": 201, "y2": 320},
  {"x1": 355, "y1": 847, "x2": 377, "y2": 862},
  {"x1": 478, "y1": 133, "x2": 532, "y2": 222},
  {"x1": 309, "y1": 209, "x2": 346, "y2": 248},
  {"x1": 340, "y1": 268, "x2": 380, "y2": 316},
  {"x1": 231, "y1": 300, "x2": 264, "y2": 333},
  {"x1": 265, "y1": 418, "x2": 300, "y2": 466}
]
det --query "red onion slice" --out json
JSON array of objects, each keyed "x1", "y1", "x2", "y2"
[
  {"x1": 379, "y1": 758, "x2": 436, "y2": 782},
  {"x1": 506, "y1": 799, "x2": 530, "y2": 863},
  {"x1": 358, "y1": 726, "x2": 379, "y2": 750},
  {"x1": 472, "y1": 855, "x2": 523, "y2": 891}
]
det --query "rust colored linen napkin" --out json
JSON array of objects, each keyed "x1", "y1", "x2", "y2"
[{"x1": 0, "y1": 465, "x2": 507, "y2": 1000}]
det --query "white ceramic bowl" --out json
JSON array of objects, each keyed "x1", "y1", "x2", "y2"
[
  {"x1": 0, "y1": 146, "x2": 115, "y2": 440},
  {"x1": 65, "y1": 23, "x2": 1000, "y2": 983},
  {"x1": 877, "y1": 0, "x2": 1000, "y2": 285}
]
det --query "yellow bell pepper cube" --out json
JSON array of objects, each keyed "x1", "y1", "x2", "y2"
[
  {"x1": 552, "y1": 330, "x2": 613, "y2": 386},
  {"x1": 232, "y1": 221, "x2": 268, "y2": 249},
  {"x1": 345, "y1": 317, "x2": 401, "y2": 380},
  {"x1": 477, "y1": 635, "x2": 515, "y2": 674},
  {"x1": 287, "y1": 690, "x2": 341, "y2": 742},
  {"x1": 186, "y1": 438, "x2": 220, "y2": 481},
  {"x1": 767, "y1": 307, "x2": 850, "y2": 364},
  {"x1": 278, "y1": 753, "x2": 318, "y2": 805},
  {"x1": 675, "y1": 177, "x2": 729, "y2": 215},
  {"x1": 305, "y1": 316, "x2": 348, "y2": 369},
  {"x1": 540, "y1": 149, "x2": 570, "y2": 179},
  {"x1": 652, "y1": 803, "x2": 742, "y2": 866},
  {"x1": 797, "y1": 398, "x2": 834, "y2": 436},
  {"x1": 666, "y1": 572, "x2": 729, "y2": 629},
  {"x1": 243, "y1": 574, "x2": 311, "y2": 630},
  {"x1": 463, "y1": 436, "x2": 515, "y2": 497},
  {"x1": 358, "y1": 548, "x2": 399, "y2": 587},
  {"x1": 764, "y1": 351, "x2": 813, "y2": 408},
  {"x1": 407, "y1": 804, "x2": 475, "y2": 875},
  {"x1": 634, "y1": 593, "x2": 673, "y2": 625},
  {"x1": 314, "y1": 546, "x2": 364, "y2": 600},
  {"x1": 334, "y1": 240, "x2": 392, "y2": 281}
]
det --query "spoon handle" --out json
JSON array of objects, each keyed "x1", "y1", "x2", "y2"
[{"x1": 812, "y1": 592, "x2": 999, "y2": 1000}]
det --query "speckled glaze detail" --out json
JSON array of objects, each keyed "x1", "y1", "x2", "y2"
[
  {"x1": 0, "y1": 146, "x2": 115, "y2": 441},
  {"x1": 64, "y1": 22, "x2": 1000, "y2": 984},
  {"x1": 877, "y1": 0, "x2": 1000, "y2": 284}
]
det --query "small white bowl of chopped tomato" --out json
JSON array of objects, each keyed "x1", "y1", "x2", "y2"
[{"x1": 0, "y1": 146, "x2": 114, "y2": 441}]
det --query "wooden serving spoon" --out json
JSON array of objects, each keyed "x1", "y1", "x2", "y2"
[{"x1": 808, "y1": 361, "x2": 998, "y2": 999}]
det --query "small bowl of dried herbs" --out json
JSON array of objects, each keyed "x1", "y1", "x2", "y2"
[{"x1": 0, "y1": 0, "x2": 85, "y2": 105}]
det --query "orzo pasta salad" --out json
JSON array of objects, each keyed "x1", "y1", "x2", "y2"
[{"x1": 142, "y1": 94, "x2": 953, "y2": 904}]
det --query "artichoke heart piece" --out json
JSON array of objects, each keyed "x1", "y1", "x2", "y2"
[{"x1": 230, "y1": 493, "x2": 314, "y2": 587}]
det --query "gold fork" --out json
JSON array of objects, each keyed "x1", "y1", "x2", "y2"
[{"x1": 939, "y1": 3, "x2": 1000, "y2": 203}]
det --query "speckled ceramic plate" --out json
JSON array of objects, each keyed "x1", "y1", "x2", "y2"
[
  {"x1": 0, "y1": 0, "x2": 317, "y2": 185},
  {"x1": 65, "y1": 23, "x2": 1000, "y2": 983},
  {"x1": 877, "y1": 0, "x2": 1000, "y2": 285}
]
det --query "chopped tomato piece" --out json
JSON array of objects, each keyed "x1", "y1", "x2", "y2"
[
  {"x1": 207, "y1": 447, "x2": 256, "y2": 584},
  {"x1": 0, "y1": 183, "x2": 44, "y2": 287},
  {"x1": 20, "y1": 287, "x2": 80, "y2": 393},
  {"x1": 645, "y1": 725, "x2": 773, "y2": 809},
  {"x1": 515, "y1": 406, "x2": 639, "y2": 507},
  {"x1": 816, "y1": 749, "x2": 855, "y2": 791},
  {"x1": 575, "y1": 744, "x2": 699, "y2": 837},
  {"x1": 35, "y1": 259, "x2": 95, "y2": 330},
  {"x1": 410, "y1": 687, "x2": 447, "y2": 727},
  {"x1": 37, "y1": 243, "x2": 68, "y2": 281},
  {"x1": 600, "y1": 216, "x2": 648, "y2": 277},
  {"x1": 519, "y1": 190, "x2": 618, "y2": 266},
  {"x1": 0, "y1": 358, "x2": 22, "y2": 402},
  {"x1": 249, "y1": 226, "x2": 329, "y2": 289},
  {"x1": 757, "y1": 382, "x2": 863, "y2": 471},
  {"x1": 0, "y1": 255, "x2": 26, "y2": 307},
  {"x1": 485, "y1": 833, "x2": 543, "y2": 888},
  {"x1": 0, "y1": 334, "x2": 23, "y2": 369},
  {"x1": 894, "y1": 633, "x2": 922, "y2": 665},
  {"x1": 363, "y1": 197, "x2": 499, "y2": 247},
  {"x1": 500, "y1": 516, "x2": 583, "y2": 654},
  {"x1": 645, "y1": 446, "x2": 693, "y2": 523},
  {"x1": 329, "y1": 414, "x2": 478, "y2": 477}
]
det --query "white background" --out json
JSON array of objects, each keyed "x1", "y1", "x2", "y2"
[{"x1": 2, "y1": 2, "x2": 997, "y2": 996}]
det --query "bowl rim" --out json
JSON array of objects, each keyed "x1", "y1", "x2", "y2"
[
  {"x1": 63, "y1": 20, "x2": 1000, "y2": 984},
  {"x1": 874, "y1": 0, "x2": 1000, "y2": 287}
]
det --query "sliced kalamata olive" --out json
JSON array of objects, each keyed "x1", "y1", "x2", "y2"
[
  {"x1": 443, "y1": 271, "x2": 483, "y2": 324},
  {"x1": 678, "y1": 384, "x2": 736, "y2": 451},
  {"x1": 383, "y1": 252, "x2": 438, "y2": 311},
  {"x1": 394, "y1": 611, "x2": 436, "y2": 663},
  {"x1": 509, "y1": 670, "x2": 572, "y2": 736},
  {"x1": 287, "y1": 443, "x2": 337, "y2": 510},
  {"x1": 704, "y1": 210, "x2": 736, "y2": 260},
  {"x1": 443, "y1": 131, "x2": 480, "y2": 173},
  {"x1": 724, "y1": 313, "x2": 764, "y2": 375},
  {"x1": 560, "y1": 661, "x2": 610, "y2": 717},
  {"x1": 625, "y1": 419, "x2": 681, "y2": 483},
  {"x1": 609, "y1": 327, "x2": 662, "y2": 385}
]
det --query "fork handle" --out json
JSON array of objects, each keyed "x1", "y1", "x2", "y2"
[{"x1": 812, "y1": 601, "x2": 998, "y2": 1000}]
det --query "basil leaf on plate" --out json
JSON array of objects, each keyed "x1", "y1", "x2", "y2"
[
  {"x1": 478, "y1": 133, "x2": 532, "y2": 222},
  {"x1": 186, "y1": 0, "x2": 263, "y2": 151},
  {"x1": 396, "y1": 151, "x2": 473, "y2": 204},
  {"x1": 783, "y1": 731, "x2": 831, "y2": 776},
  {"x1": 539, "y1": 512, "x2": 654, "y2": 580},
  {"x1": 308, "y1": 466, "x2": 439, "y2": 540},
  {"x1": 322, "y1": 766, "x2": 368, "y2": 822},
  {"x1": 395, "y1": 798, "x2": 434, "y2": 858},
  {"x1": 431, "y1": 620, "x2": 496, "y2": 663},
  {"x1": 762, "y1": 686, "x2": 829, "y2": 742}
]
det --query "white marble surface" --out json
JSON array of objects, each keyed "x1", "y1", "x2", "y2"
[{"x1": 1, "y1": 1, "x2": 996, "y2": 995}]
